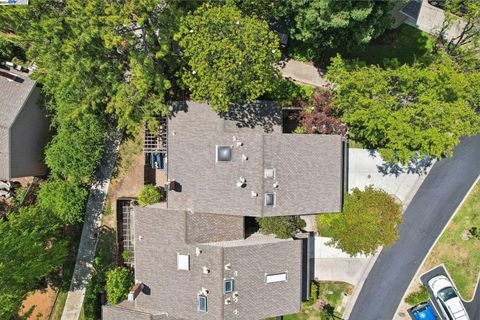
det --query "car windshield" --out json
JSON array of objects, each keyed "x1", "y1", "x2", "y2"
[{"x1": 438, "y1": 287, "x2": 457, "y2": 301}]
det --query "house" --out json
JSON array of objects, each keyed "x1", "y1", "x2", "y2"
[
  {"x1": 103, "y1": 206, "x2": 310, "y2": 320},
  {"x1": 396, "y1": 0, "x2": 465, "y2": 40},
  {"x1": 166, "y1": 101, "x2": 347, "y2": 217},
  {"x1": 0, "y1": 67, "x2": 49, "y2": 180}
]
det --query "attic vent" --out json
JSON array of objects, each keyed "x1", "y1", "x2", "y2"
[
  {"x1": 225, "y1": 263, "x2": 231, "y2": 270},
  {"x1": 216, "y1": 145, "x2": 232, "y2": 161}
]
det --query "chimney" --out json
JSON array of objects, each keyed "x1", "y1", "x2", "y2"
[{"x1": 128, "y1": 282, "x2": 144, "y2": 301}]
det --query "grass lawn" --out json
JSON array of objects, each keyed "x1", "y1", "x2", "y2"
[
  {"x1": 270, "y1": 282, "x2": 353, "y2": 320},
  {"x1": 288, "y1": 24, "x2": 434, "y2": 67},
  {"x1": 422, "y1": 181, "x2": 480, "y2": 300},
  {"x1": 343, "y1": 24, "x2": 434, "y2": 66}
]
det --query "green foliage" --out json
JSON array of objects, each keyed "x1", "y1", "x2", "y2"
[
  {"x1": 308, "y1": 281, "x2": 320, "y2": 305},
  {"x1": 122, "y1": 249, "x2": 133, "y2": 262},
  {"x1": 437, "y1": 0, "x2": 480, "y2": 71},
  {"x1": 0, "y1": 206, "x2": 67, "y2": 318},
  {"x1": 37, "y1": 178, "x2": 88, "y2": 224},
  {"x1": 256, "y1": 216, "x2": 306, "y2": 239},
  {"x1": 176, "y1": 4, "x2": 281, "y2": 112},
  {"x1": 320, "y1": 187, "x2": 403, "y2": 256},
  {"x1": 106, "y1": 267, "x2": 134, "y2": 305},
  {"x1": 327, "y1": 55, "x2": 480, "y2": 164},
  {"x1": 405, "y1": 285, "x2": 429, "y2": 305},
  {"x1": 276, "y1": 0, "x2": 397, "y2": 59},
  {"x1": 138, "y1": 184, "x2": 162, "y2": 206},
  {"x1": 45, "y1": 113, "x2": 106, "y2": 184}
]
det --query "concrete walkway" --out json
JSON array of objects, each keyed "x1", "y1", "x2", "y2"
[
  {"x1": 61, "y1": 129, "x2": 122, "y2": 320},
  {"x1": 277, "y1": 59, "x2": 329, "y2": 87}
]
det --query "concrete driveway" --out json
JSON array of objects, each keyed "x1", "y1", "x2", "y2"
[
  {"x1": 421, "y1": 265, "x2": 480, "y2": 320},
  {"x1": 347, "y1": 135, "x2": 480, "y2": 320}
]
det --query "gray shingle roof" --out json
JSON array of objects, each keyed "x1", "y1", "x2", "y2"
[
  {"x1": 0, "y1": 69, "x2": 37, "y2": 179},
  {"x1": 0, "y1": 69, "x2": 36, "y2": 129},
  {"x1": 167, "y1": 101, "x2": 344, "y2": 216},
  {"x1": 125, "y1": 206, "x2": 302, "y2": 320}
]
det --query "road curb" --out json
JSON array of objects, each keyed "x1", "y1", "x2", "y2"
[
  {"x1": 342, "y1": 248, "x2": 382, "y2": 320},
  {"x1": 393, "y1": 174, "x2": 480, "y2": 318}
]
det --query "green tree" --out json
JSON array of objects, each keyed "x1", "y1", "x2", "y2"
[
  {"x1": 327, "y1": 55, "x2": 480, "y2": 164},
  {"x1": 106, "y1": 267, "x2": 134, "y2": 305},
  {"x1": 175, "y1": 4, "x2": 281, "y2": 112},
  {"x1": 436, "y1": 0, "x2": 480, "y2": 71},
  {"x1": 0, "y1": 206, "x2": 67, "y2": 318},
  {"x1": 45, "y1": 113, "x2": 106, "y2": 183},
  {"x1": 137, "y1": 184, "x2": 162, "y2": 206},
  {"x1": 275, "y1": 0, "x2": 397, "y2": 58},
  {"x1": 256, "y1": 216, "x2": 306, "y2": 239},
  {"x1": 318, "y1": 187, "x2": 402, "y2": 256},
  {"x1": 37, "y1": 178, "x2": 88, "y2": 224}
]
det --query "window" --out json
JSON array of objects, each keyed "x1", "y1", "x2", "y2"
[
  {"x1": 264, "y1": 168, "x2": 275, "y2": 179},
  {"x1": 177, "y1": 254, "x2": 190, "y2": 270},
  {"x1": 198, "y1": 294, "x2": 207, "y2": 312},
  {"x1": 266, "y1": 273, "x2": 287, "y2": 283},
  {"x1": 216, "y1": 145, "x2": 232, "y2": 162},
  {"x1": 265, "y1": 193, "x2": 275, "y2": 206},
  {"x1": 224, "y1": 279, "x2": 234, "y2": 293}
]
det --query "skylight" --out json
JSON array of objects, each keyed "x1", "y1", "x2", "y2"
[
  {"x1": 264, "y1": 168, "x2": 275, "y2": 179},
  {"x1": 216, "y1": 145, "x2": 232, "y2": 162},
  {"x1": 265, "y1": 193, "x2": 275, "y2": 206},
  {"x1": 198, "y1": 295, "x2": 207, "y2": 312},
  {"x1": 224, "y1": 279, "x2": 234, "y2": 293},
  {"x1": 177, "y1": 254, "x2": 190, "y2": 270}
]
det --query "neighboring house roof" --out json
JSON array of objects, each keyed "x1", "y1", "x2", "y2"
[
  {"x1": 167, "y1": 101, "x2": 344, "y2": 216},
  {"x1": 103, "y1": 206, "x2": 304, "y2": 320},
  {"x1": 0, "y1": 68, "x2": 37, "y2": 179}
]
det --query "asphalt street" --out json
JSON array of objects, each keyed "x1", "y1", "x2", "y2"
[
  {"x1": 348, "y1": 134, "x2": 480, "y2": 320},
  {"x1": 420, "y1": 265, "x2": 479, "y2": 320}
]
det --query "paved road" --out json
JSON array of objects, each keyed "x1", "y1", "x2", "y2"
[
  {"x1": 421, "y1": 265, "x2": 480, "y2": 320},
  {"x1": 348, "y1": 135, "x2": 480, "y2": 320},
  {"x1": 61, "y1": 129, "x2": 122, "y2": 320}
]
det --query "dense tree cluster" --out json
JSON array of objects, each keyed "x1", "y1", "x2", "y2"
[
  {"x1": 175, "y1": 4, "x2": 281, "y2": 112},
  {"x1": 327, "y1": 55, "x2": 480, "y2": 164},
  {"x1": 318, "y1": 187, "x2": 403, "y2": 256}
]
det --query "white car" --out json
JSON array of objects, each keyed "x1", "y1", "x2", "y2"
[{"x1": 428, "y1": 275, "x2": 469, "y2": 320}]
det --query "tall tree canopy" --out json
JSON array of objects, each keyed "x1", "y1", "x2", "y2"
[
  {"x1": 275, "y1": 0, "x2": 396, "y2": 54},
  {"x1": 327, "y1": 55, "x2": 480, "y2": 164},
  {"x1": 0, "y1": 0, "x2": 178, "y2": 132},
  {"x1": 0, "y1": 207, "x2": 67, "y2": 318},
  {"x1": 318, "y1": 187, "x2": 403, "y2": 256},
  {"x1": 175, "y1": 4, "x2": 281, "y2": 112}
]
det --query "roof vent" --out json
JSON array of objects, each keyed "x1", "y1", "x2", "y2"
[
  {"x1": 201, "y1": 287, "x2": 209, "y2": 295},
  {"x1": 225, "y1": 263, "x2": 231, "y2": 270},
  {"x1": 225, "y1": 298, "x2": 232, "y2": 305},
  {"x1": 264, "y1": 168, "x2": 275, "y2": 179},
  {"x1": 236, "y1": 177, "x2": 246, "y2": 188},
  {"x1": 233, "y1": 291, "x2": 238, "y2": 298},
  {"x1": 233, "y1": 309, "x2": 238, "y2": 315},
  {"x1": 233, "y1": 296, "x2": 238, "y2": 303},
  {"x1": 234, "y1": 271, "x2": 238, "y2": 276},
  {"x1": 236, "y1": 141, "x2": 243, "y2": 147},
  {"x1": 251, "y1": 191, "x2": 258, "y2": 197},
  {"x1": 195, "y1": 247, "x2": 202, "y2": 256},
  {"x1": 203, "y1": 266, "x2": 210, "y2": 274},
  {"x1": 241, "y1": 154, "x2": 248, "y2": 161},
  {"x1": 273, "y1": 182, "x2": 279, "y2": 188},
  {"x1": 232, "y1": 136, "x2": 237, "y2": 141}
]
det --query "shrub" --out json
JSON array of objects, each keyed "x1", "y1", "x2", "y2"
[
  {"x1": 138, "y1": 184, "x2": 162, "y2": 206},
  {"x1": 308, "y1": 280, "x2": 320, "y2": 304},
  {"x1": 105, "y1": 267, "x2": 134, "y2": 305},
  {"x1": 256, "y1": 216, "x2": 306, "y2": 239},
  {"x1": 404, "y1": 285, "x2": 429, "y2": 305},
  {"x1": 37, "y1": 178, "x2": 88, "y2": 224}
]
